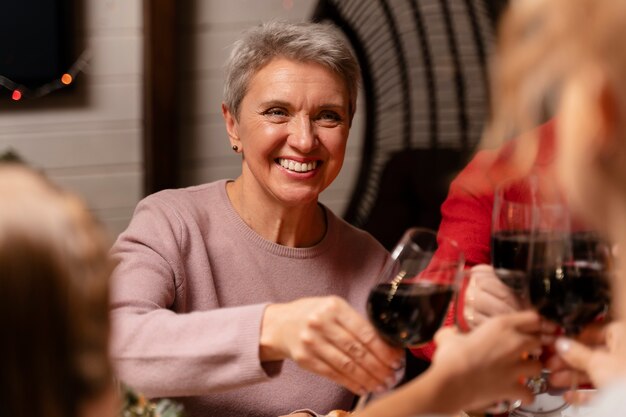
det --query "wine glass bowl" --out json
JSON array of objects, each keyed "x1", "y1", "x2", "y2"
[
  {"x1": 353, "y1": 228, "x2": 464, "y2": 412},
  {"x1": 366, "y1": 228, "x2": 464, "y2": 349},
  {"x1": 492, "y1": 183, "x2": 571, "y2": 300},
  {"x1": 527, "y1": 230, "x2": 612, "y2": 337}
]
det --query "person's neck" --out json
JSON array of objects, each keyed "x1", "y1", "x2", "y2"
[{"x1": 226, "y1": 178, "x2": 327, "y2": 248}]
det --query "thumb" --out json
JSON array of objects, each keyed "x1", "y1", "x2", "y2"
[
  {"x1": 434, "y1": 326, "x2": 458, "y2": 346},
  {"x1": 555, "y1": 337, "x2": 592, "y2": 372}
]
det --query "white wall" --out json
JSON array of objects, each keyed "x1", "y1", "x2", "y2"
[
  {"x1": 0, "y1": 0, "x2": 143, "y2": 238},
  {"x1": 178, "y1": 0, "x2": 364, "y2": 216}
]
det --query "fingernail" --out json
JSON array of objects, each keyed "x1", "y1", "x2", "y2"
[
  {"x1": 555, "y1": 337, "x2": 572, "y2": 354},
  {"x1": 541, "y1": 334, "x2": 556, "y2": 345},
  {"x1": 386, "y1": 376, "x2": 396, "y2": 389},
  {"x1": 392, "y1": 358, "x2": 405, "y2": 370}
]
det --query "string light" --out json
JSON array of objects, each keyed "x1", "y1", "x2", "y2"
[
  {"x1": 0, "y1": 49, "x2": 91, "y2": 100},
  {"x1": 61, "y1": 73, "x2": 73, "y2": 85}
]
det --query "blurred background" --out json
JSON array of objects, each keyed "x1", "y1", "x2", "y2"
[{"x1": 0, "y1": 0, "x2": 505, "y2": 244}]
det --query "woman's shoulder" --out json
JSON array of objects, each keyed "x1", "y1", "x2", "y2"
[
  {"x1": 137, "y1": 180, "x2": 227, "y2": 214},
  {"x1": 125, "y1": 180, "x2": 231, "y2": 237}
]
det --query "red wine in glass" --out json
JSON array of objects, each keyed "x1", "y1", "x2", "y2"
[
  {"x1": 354, "y1": 228, "x2": 464, "y2": 411},
  {"x1": 367, "y1": 282, "x2": 454, "y2": 347},
  {"x1": 492, "y1": 231, "x2": 534, "y2": 296},
  {"x1": 528, "y1": 232, "x2": 611, "y2": 336}
]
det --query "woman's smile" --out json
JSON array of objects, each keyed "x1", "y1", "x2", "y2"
[{"x1": 276, "y1": 157, "x2": 321, "y2": 174}]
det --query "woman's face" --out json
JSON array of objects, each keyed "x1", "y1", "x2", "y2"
[{"x1": 223, "y1": 57, "x2": 351, "y2": 207}]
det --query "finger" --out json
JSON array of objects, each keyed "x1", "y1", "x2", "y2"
[
  {"x1": 434, "y1": 326, "x2": 458, "y2": 345},
  {"x1": 472, "y1": 310, "x2": 492, "y2": 327},
  {"x1": 318, "y1": 321, "x2": 397, "y2": 390},
  {"x1": 493, "y1": 378, "x2": 536, "y2": 408},
  {"x1": 577, "y1": 322, "x2": 608, "y2": 345},
  {"x1": 545, "y1": 352, "x2": 569, "y2": 372},
  {"x1": 502, "y1": 311, "x2": 543, "y2": 333},
  {"x1": 555, "y1": 337, "x2": 593, "y2": 372},
  {"x1": 334, "y1": 307, "x2": 404, "y2": 369},
  {"x1": 474, "y1": 291, "x2": 519, "y2": 317},
  {"x1": 549, "y1": 369, "x2": 592, "y2": 389},
  {"x1": 606, "y1": 322, "x2": 626, "y2": 351},
  {"x1": 564, "y1": 389, "x2": 596, "y2": 405},
  {"x1": 475, "y1": 272, "x2": 520, "y2": 306}
]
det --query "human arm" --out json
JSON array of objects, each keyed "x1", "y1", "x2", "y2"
[
  {"x1": 356, "y1": 311, "x2": 544, "y2": 417},
  {"x1": 109, "y1": 196, "x2": 276, "y2": 397},
  {"x1": 110, "y1": 192, "x2": 402, "y2": 397}
]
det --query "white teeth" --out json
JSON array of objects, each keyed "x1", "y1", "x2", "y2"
[{"x1": 278, "y1": 158, "x2": 318, "y2": 173}]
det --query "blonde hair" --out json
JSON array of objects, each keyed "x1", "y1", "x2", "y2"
[
  {"x1": 487, "y1": 0, "x2": 626, "y2": 146},
  {"x1": 0, "y1": 165, "x2": 114, "y2": 417}
]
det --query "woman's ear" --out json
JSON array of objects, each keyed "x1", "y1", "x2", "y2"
[{"x1": 222, "y1": 103, "x2": 241, "y2": 149}]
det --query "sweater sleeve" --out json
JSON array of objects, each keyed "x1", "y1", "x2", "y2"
[
  {"x1": 410, "y1": 150, "x2": 496, "y2": 361},
  {"x1": 109, "y1": 194, "x2": 278, "y2": 398}
]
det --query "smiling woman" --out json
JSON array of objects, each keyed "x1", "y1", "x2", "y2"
[{"x1": 109, "y1": 21, "x2": 403, "y2": 417}]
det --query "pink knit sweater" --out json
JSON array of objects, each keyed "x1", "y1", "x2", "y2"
[{"x1": 109, "y1": 180, "x2": 389, "y2": 417}]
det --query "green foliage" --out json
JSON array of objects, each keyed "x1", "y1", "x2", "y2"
[{"x1": 121, "y1": 386, "x2": 185, "y2": 417}]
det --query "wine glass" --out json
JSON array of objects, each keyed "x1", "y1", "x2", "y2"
[
  {"x1": 524, "y1": 226, "x2": 611, "y2": 414},
  {"x1": 527, "y1": 229, "x2": 611, "y2": 337},
  {"x1": 491, "y1": 177, "x2": 571, "y2": 415},
  {"x1": 354, "y1": 227, "x2": 465, "y2": 410}
]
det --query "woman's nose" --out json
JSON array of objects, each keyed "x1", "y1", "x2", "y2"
[{"x1": 288, "y1": 115, "x2": 318, "y2": 153}]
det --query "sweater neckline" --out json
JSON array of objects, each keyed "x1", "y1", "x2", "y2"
[{"x1": 217, "y1": 180, "x2": 336, "y2": 259}]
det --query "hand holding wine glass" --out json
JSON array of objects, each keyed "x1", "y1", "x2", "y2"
[
  {"x1": 433, "y1": 311, "x2": 545, "y2": 413},
  {"x1": 355, "y1": 228, "x2": 464, "y2": 410}
]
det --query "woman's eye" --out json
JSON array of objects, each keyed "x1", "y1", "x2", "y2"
[
  {"x1": 317, "y1": 111, "x2": 342, "y2": 124},
  {"x1": 264, "y1": 108, "x2": 288, "y2": 117}
]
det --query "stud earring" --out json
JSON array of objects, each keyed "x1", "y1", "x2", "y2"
[{"x1": 232, "y1": 145, "x2": 239, "y2": 152}]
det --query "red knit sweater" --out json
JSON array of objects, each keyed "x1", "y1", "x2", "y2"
[{"x1": 411, "y1": 121, "x2": 557, "y2": 360}]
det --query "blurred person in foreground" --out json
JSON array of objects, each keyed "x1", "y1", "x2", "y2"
[
  {"x1": 108, "y1": 20, "x2": 547, "y2": 417},
  {"x1": 302, "y1": 0, "x2": 626, "y2": 414},
  {"x1": 0, "y1": 164, "x2": 118, "y2": 417},
  {"x1": 485, "y1": 0, "x2": 626, "y2": 412}
]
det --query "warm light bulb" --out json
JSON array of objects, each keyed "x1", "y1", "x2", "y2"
[
  {"x1": 61, "y1": 73, "x2": 73, "y2": 85},
  {"x1": 12, "y1": 90, "x2": 22, "y2": 101}
]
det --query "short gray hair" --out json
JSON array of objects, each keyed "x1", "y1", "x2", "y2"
[{"x1": 223, "y1": 21, "x2": 360, "y2": 121}]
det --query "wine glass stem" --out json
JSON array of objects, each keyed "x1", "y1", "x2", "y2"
[{"x1": 353, "y1": 393, "x2": 371, "y2": 411}]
